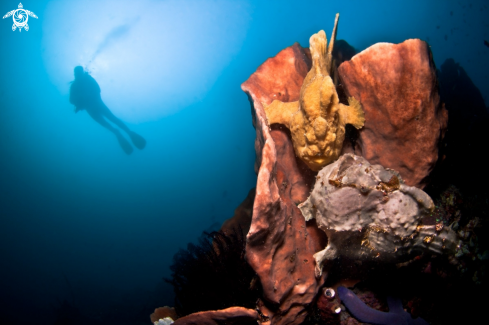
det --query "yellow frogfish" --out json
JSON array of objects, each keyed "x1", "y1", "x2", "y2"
[{"x1": 263, "y1": 14, "x2": 365, "y2": 171}]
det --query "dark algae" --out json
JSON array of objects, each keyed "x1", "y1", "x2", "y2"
[{"x1": 165, "y1": 227, "x2": 261, "y2": 317}]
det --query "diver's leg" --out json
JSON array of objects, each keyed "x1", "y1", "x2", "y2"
[
  {"x1": 100, "y1": 103, "x2": 147, "y2": 150},
  {"x1": 86, "y1": 108, "x2": 133, "y2": 155},
  {"x1": 86, "y1": 108, "x2": 118, "y2": 133},
  {"x1": 99, "y1": 103, "x2": 131, "y2": 132}
]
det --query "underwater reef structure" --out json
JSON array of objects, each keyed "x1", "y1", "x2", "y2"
[
  {"x1": 151, "y1": 306, "x2": 179, "y2": 323},
  {"x1": 338, "y1": 39, "x2": 448, "y2": 189},
  {"x1": 242, "y1": 41, "x2": 327, "y2": 324},
  {"x1": 160, "y1": 14, "x2": 488, "y2": 325},
  {"x1": 239, "y1": 18, "x2": 455, "y2": 325},
  {"x1": 172, "y1": 307, "x2": 259, "y2": 325}
]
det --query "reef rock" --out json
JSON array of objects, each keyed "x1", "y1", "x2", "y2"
[
  {"x1": 338, "y1": 39, "x2": 448, "y2": 188},
  {"x1": 243, "y1": 42, "x2": 311, "y2": 175},
  {"x1": 263, "y1": 15, "x2": 365, "y2": 171},
  {"x1": 241, "y1": 43, "x2": 328, "y2": 325},
  {"x1": 299, "y1": 154, "x2": 460, "y2": 277},
  {"x1": 316, "y1": 287, "x2": 342, "y2": 324},
  {"x1": 171, "y1": 307, "x2": 258, "y2": 325},
  {"x1": 151, "y1": 307, "x2": 179, "y2": 323}
]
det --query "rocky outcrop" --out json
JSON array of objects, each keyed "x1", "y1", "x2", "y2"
[
  {"x1": 171, "y1": 307, "x2": 258, "y2": 325},
  {"x1": 151, "y1": 307, "x2": 178, "y2": 323},
  {"x1": 241, "y1": 43, "x2": 327, "y2": 325},
  {"x1": 338, "y1": 39, "x2": 448, "y2": 189},
  {"x1": 242, "y1": 43, "x2": 311, "y2": 174}
]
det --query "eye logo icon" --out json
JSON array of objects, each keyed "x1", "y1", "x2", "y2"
[{"x1": 3, "y1": 3, "x2": 38, "y2": 32}]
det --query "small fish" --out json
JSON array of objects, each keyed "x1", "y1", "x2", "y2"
[{"x1": 484, "y1": 40, "x2": 489, "y2": 48}]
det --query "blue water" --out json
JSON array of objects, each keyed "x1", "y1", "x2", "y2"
[{"x1": 0, "y1": 0, "x2": 487, "y2": 324}]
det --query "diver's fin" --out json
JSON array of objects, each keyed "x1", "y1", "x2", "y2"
[
  {"x1": 116, "y1": 133, "x2": 133, "y2": 155},
  {"x1": 340, "y1": 96, "x2": 365, "y2": 129},
  {"x1": 128, "y1": 131, "x2": 146, "y2": 150},
  {"x1": 263, "y1": 100, "x2": 299, "y2": 128}
]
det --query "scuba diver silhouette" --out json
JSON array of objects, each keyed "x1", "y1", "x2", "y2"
[{"x1": 69, "y1": 66, "x2": 146, "y2": 155}]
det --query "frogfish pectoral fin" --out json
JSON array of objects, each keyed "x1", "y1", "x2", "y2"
[
  {"x1": 340, "y1": 96, "x2": 365, "y2": 129},
  {"x1": 263, "y1": 100, "x2": 300, "y2": 128}
]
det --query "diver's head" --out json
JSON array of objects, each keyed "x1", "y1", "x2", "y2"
[{"x1": 74, "y1": 66, "x2": 85, "y2": 79}]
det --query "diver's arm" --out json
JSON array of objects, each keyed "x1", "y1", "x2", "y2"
[
  {"x1": 71, "y1": 96, "x2": 85, "y2": 113},
  {"x1": 69, "y1": 82, "x2": 84, "y2": 112},
  {"x1": 71, "y1": 100, "x2": 84, "y2": 113},
  {"x1": 69, "y1": 83, "x2": 79, "y2": 106},
  {"x1": 69, "y1": 91, "x2": 76, "y2": 105}
]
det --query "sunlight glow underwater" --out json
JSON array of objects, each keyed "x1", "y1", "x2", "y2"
[{"x1": 41, "y1": 0, "x2": 250, "y2": 123}]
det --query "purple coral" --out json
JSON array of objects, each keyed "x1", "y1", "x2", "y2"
[{"x1": 337, "y1": 286, "x2": 428, "y2": 325}]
